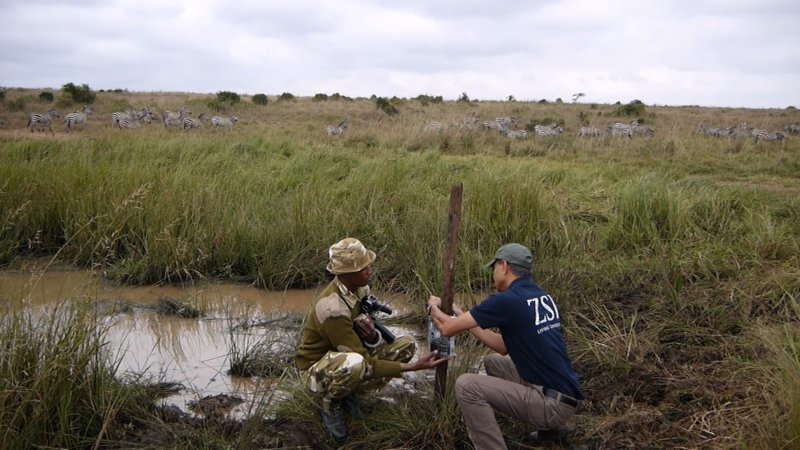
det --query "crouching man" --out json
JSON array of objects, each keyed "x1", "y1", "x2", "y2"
[{"x1": 295, "y1": 237, "x2": 447, "y2": 445}]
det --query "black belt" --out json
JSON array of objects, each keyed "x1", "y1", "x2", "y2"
[{"x1": 543, "y1": 388, "x2": 579, "y2": 408}]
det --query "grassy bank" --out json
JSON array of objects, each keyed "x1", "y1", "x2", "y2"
[{"x1": 1, "y1": 92, "x2": 799, "y2": 448}]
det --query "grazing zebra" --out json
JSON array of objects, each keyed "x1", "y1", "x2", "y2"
[
  {"x1": 504, "y1": 129, "x2": 528, "y2": 139},
  {"x1": 28, "y1": 109, "x2": 60, "y2": 132},
  {"x1": 116, "y1": 118, "x2": 143, "y2": 130},
  {"x1": 211, "y1": 115, "x2": 239, "y2": 130},
  {"x1": 533, "y1": 123, "x2": 563, "y2": 137},
  {"x1": 482, "y1": 117, "x2": 514, "y2": 132},
  {"x1": 726, "y1": 122, "x2": 749, "y2": 140},
  {"x1": 752, "y1": 128, "x2": 785, "y2": 143},
  {"x1": 578, "y1": 126, "x2": 606, "y2": 137},
  {"x1": 698, "y1": 123, "x2": 723, "y2": 138},
  {"x1": 326, "y1": 120, "x2": 348, "y2": 136},
  {"x1": 612, "y1": 121, "x2": 640, "y2": 138},
  {"x1": 183, "y1": 112, "x2": 206, "y2": 131},
  {"x1": 111, "y1": 106, "x2": 150, "y2": 126},
  {"x1": 163, "y1": 107, "x2": 190, "y2": 128},
  {"x1": 423, "y1": 120, "x2": 443, "y2": 131},
  {"x1": 64, "y1": 105, "x2": 93, "y2": 132}
]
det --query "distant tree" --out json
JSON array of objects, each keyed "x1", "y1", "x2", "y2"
[
  {"x1": 61, "y1": 83, "x2": 95, "y2": 104},
  {"x1": 278, "y1": 92, "x2": 295, "y2": 101},
  {"x1": 216, "y1": 91, "x2": 241, "y2": 104},
  {"x1": 556, "y1": 98, "x2": 563, "y2": 103},
  {"x1": 38, "y1": 91, "x2": 54, "y2": 103},
  {"x1": 457, "y1": 92, "x2": 470, "y2": 103},
  {"x1": 252, "y1": 94, "x2": 268, "y2": 105},
  {"x1": 572, "y1": 92, "x2": 586, "y2": 103},
  {"x1": 507, "y1": 95, "x2": 516, "y2": 102},
  {"x1": 313, "y1": 93, "x2": 328, "y2": 102},
  {"x1": 613, "y1": 100, "x2": 646, "y2": 117}
]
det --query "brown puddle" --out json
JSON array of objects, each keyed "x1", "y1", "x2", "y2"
[{"x1": 0, "y1": 262, "x2": 422, "y2": 418}]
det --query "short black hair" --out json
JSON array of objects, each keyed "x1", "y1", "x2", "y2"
[{"x1": 508, "y1": 263, "x2": 531, "y2": 278}]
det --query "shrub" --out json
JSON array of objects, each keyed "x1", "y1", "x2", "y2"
[
  {"x1": 457, "y1": 92, "x2": 470, "y2": 103},
  {"x1": 38, "y1": 91, "x2": 54, "y2": 103},
  {"x1": 278, "y1": 92, "x2": 295, "y2": 101},
  {"x1": 614, "y1": 100, "x2": 646, "y2": 117},
  {"x1": 61, "y1": 83, "x2": 95, "y2": 104},
  {"x1": 252, "y1": 93, "x2": 268, "y2": 105},
  {"x1": 0, "y1": 90, "x2": 5, "y2": 103},
  {"x1": 216, "y1": 91, "x2": 241, "y2": 104},
  {"x1": 375, "y1": 97, "x2": 399, "y2": 116},
  {"x1": 312, "y1": 93, "x2": 328, "y2": 102}
]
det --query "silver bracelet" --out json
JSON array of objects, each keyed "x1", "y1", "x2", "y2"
[{"x1": 363, "y1": 332, "x2": 383, "y2": 348}]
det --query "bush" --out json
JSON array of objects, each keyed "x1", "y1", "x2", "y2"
[
  {"x1": 252, "y1": 94, "x2": 268, "y2": 105},
  {"x1": 0, "y1": 90, "x2": 5, "y2": 103},
  {"x1": 61, "y1": 83, "x2": 95, "y2": 104},
  {"x1": 216, "y1": 91, "x2": 241, "y2": 104},
  {"x1": 38, "y1": 91, "x2": 54, "y2": 103},
  {"x1": 312, "y1": 93, "x2": 328, "y2": 102},
  {"x1": 278, "y1": 92, "x2": 295, "y2": 101},
  {"x1": 614, "y1": 100, "x2": 646, "y2": 117},
  {"x1": 457, "y1": 92, "x2": 470, "y2": 103},
  {"x1": 375, "y1": 97, "x2": 399, "y2": 116}
]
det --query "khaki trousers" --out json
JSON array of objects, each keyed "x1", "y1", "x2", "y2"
[{"x1": 455, "y1": 353, "x2": 576, "y2": 450}]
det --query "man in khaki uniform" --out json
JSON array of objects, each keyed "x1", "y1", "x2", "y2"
[{"x1": 296, "y1": 238, "x2": 447, "y2": 444}]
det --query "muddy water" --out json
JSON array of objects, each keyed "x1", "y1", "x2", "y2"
[{"x1": 0, "y1": 263, "x2": 420, "y2": 417}]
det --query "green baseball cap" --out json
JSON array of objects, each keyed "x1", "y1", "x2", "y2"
[{"x1": 485, "y1": 243, "x2": 533, "y2": 270}]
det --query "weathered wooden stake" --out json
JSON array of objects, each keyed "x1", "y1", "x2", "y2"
[{"x1": 435, "y1": 183, "x2": 463, "y2": 399}]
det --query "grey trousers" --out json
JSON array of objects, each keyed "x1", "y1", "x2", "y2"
[{"x1": 455, "y1": 353, "x2": 577, "y2": 450}]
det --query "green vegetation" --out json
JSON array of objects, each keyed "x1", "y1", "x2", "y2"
[
  {"x1": 251, "y1": 93, "x2": 268, "y2": 105},
  {"x1": 0, "y1": 89, "x2": 799, "y2": 448},
  {"x1": 61, "y1": 82, "x2": 96, "y2": 104}
]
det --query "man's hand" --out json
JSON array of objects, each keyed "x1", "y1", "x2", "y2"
[
  {"x1": 400, "y1": 350, "x2": 449, "y2": 372},
  {"x1": 353, "y1": 313, "x2": 379, "y2": 344}
]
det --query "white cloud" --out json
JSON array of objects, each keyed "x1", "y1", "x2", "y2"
[{"x1": 0, "y1": 0, "x2": 798, "y2": 107}]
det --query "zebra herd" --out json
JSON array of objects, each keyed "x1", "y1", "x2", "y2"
[
  {"x1": 698, "y1": 122, "x2": 792, "y2": 143},
  {"x1": 23, "y1": 105, "x2": 239, "y2": 132},
  {"x1": 431, "y1": 116, "x2": 652, "y2": 140}
]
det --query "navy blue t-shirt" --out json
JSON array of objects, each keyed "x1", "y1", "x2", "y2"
[{"x1": 470, "y1": 277, "x2": 585, "y2": 400}]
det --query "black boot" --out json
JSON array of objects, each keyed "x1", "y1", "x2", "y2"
[
  {"x1": 320, "y1": 398, "x2": 347, "y2": 444},
  {"x1": 342, "y1": 394, "x2": 362, "y2": 418},
  {"x1": 528, "y1": 427, "x2": 573, "y2": 445}
]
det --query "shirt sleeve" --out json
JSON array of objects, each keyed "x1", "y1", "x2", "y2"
[{"x1": 319, "y1": 316, "x2": 404, "y2": 379}]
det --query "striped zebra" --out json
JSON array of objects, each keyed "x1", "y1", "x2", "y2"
[
  {"x1": 111, "y1": 106, "x2": 150, "y2": 126},
  {"x1": 64, "y1": 105, "x2": 93, "y2": 132},
  {"x1": 612, "y1": 121, "x2": 639, "y2": 138},
  {"x1": 783, "y1": 122, "x2": 800, "y2": 135},
  {"x1": 163, "y1": 107, "x2": 190, "y2": 128},
  {"x1": 633, "y1": 125, "x2": 655, "y2": 137},
  {"x1": 116, "y1": 118, "x2": 143, "y2": 130},
  {"x1": 482, "y1": 116, "x2": 514, "y2": 132},
  {"x1": 752, "y1": 128, "x2": 785, "y2": 143},
  {"x1": 326, "y1": 120, "x2": 348, "y2": 136},
  {"x1": 578, "y1": 126, "x2": 606, "y2": 137},
  {"x1": 726, "y1": 122, "x2": 749, "y2": 140},
  {"x1": 183, "y1": 112, "x2": 206, "y2": 131},
  {"x1": 28, "y1": 109, "x2": 60, "y2": 133},
  {"x1": 698, "y1": 123, "x2": 723, "y2": 138},
  {"x1": 533, "y1": 123, "x2": 563, "y2": 137},
  {"x1": 504, "y1": 129, "x2": 528, "y2": 139},
  {"x1": 423, "y1": 120, "x2": 443, "y2": 131},
  {"x1": 211, "y1": 115, "x2": 239, "y2": 130}
]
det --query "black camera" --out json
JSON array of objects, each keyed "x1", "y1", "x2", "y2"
[{"x1": 359, "y1": 295, "x2": 396, "y2": 343}]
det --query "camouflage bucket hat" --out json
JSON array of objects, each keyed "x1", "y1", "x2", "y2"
[{"x1": 326, "y1": 238, "x2": 377, "y2": 274}]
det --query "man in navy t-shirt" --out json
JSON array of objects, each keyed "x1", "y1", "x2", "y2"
[{"x1": 428, "y1": 243, "x2": 584, "y2": 450}]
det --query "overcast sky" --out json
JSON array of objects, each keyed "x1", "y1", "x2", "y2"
[{"x1": 2, "y1": 1, "x2": 798, "y2": 108}]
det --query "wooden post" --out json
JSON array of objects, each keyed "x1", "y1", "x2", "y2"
[{"x1": 435, "y1": 183, "x2": 463, "y2": 399}]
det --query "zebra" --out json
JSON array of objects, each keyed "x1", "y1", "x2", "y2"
[
  {"x1": 183, "y1": 112, "x2": 206, "y2": 131},
  {"x1": 578, "y1": 126, "x2": 606, "y2": 137},
  {"x1": 698, "y1": 123, "x2": 723, "y2": 138},
  {"x1": 64, "y1": 105, "x2": 93, "y2": 132},
  {"x1": 422, "y1": 120, "x2": 443, "y2": 131},
  {"x1": 533, "y1": 123, "x2": 563, "y2": 137},
  {"x1": 482, "y1": 117, "x2": 514, "y2": 132},
  {"x1": 211, "y1": 115, "x2": 239, "y2": 130},
  {"x1": 752, "y1": 128, "x2": 785, "y2": 143},
  {"x1": 163, "y1": 107, "x2": 190, "y2": 128},
  {"x1": 111, "y1": 106, "x2": 150, "y2": 126},
  {"x1": 783, "y1": 122, "x2": 800, "y2": 135},
  {"x1": 116, "y1": 118, "x2": 143, "y2": 130},
  {"x1": 504, "y1": 129, "x2": 528, "y2": 139},
  {"x1": 613, "y1": 121, "x2": 640, "y2": 137},
  {"x1": 28, "y1": 109, "x2": 60, "y2": 133},
  {"x1": 726, "y1": 122, "x2": 749, "y2": 140},
  {"x1": 326, "y1": 120, "x2": 348, "y2": 136}
]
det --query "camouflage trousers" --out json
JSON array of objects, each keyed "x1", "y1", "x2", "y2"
[{"x1": 301, "y1": 335, "x2": 416, "y2": 400}]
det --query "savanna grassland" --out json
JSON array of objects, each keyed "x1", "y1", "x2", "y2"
[{"x1": 1, "y1": 88, "x2": 799, "y2": 449}]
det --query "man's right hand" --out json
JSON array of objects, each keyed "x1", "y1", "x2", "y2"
[{"x1": 400, "y1": 351, "x2": 449, "y2": 372}]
